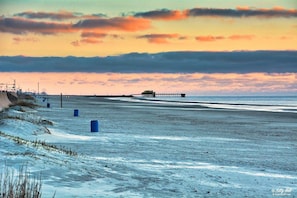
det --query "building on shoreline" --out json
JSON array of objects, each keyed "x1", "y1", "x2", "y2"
[
  {"x1": 141, "y1": 90, "x2": 186, "y2": 97},
  {"x1": 141, "y1": 90, "x2": 156, "y2": 97}
]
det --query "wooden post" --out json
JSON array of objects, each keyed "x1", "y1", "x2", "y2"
[{"x1": 60, "y1": 93, "x2": 63, "y2": 108}]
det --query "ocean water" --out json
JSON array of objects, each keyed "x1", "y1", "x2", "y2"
[
  {"x1": 1, "y1": 95, "x2": 297, "y2": 197},
  {"x1": 178, "y1": 95, "x2": 297, "y2": 105},
  {"x1": 118, "y1": 95, "x2": 297, "y2": 113}
]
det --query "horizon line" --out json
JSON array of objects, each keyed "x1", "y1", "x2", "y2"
[{"x1": 1, "y1": 49, "x2": 297, "y2": 58}]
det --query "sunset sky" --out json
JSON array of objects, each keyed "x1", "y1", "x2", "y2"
[{"x1": 0, "y1": 0, "x2": 296, "y2": 95}]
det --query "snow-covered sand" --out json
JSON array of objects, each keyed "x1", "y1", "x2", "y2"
[
  {"x1": 0, "y1": 92, "x2": 13, "y2": 111},
  {"x1": 0, "y1": 95, "x2": 296, "y2": 197}
]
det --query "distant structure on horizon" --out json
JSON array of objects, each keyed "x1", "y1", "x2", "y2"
[
  {"x1": 141, "y1": 90, "x2": 156, "y2": 97},
  {"x1": 141, "y1": 90, "x2": 185, "y2": 98},
  {"x1": 0, "y1": 80, "x2": 16, "y2": 92}
]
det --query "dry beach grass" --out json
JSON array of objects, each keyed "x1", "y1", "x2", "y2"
[{"x1": 0, "y1": 165, "x2": 42, "y2": 198}]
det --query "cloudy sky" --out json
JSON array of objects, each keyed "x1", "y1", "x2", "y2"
[{"x1": 0, "y1": 0, "x2": 296, "y2": 95}]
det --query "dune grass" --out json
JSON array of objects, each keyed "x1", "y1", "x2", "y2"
[
  {"x1": 0, "y1": 165, "x2": 42, "y2": 198},
  {"x1": 0, "y1": 131, "x2": 78, "y2": 157},
  {"x1": 9, "y1": 100, "x2": 39, "y2": 109}
]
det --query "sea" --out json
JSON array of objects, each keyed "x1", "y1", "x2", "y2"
[
  {"x1": 118, "y1": 95, "x2": 297, "y2": 113},
  {"x1": 1, "y1": 95, "x2": 296, "y2": 197}
]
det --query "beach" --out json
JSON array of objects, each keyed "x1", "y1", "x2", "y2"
[{"x1": 1, "y1": 95, "x2": 296, "y2": 197}]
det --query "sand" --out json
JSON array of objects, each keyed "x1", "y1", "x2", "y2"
[
  {"x1": 0, "y1": 91, "x2": 13, "y2": 111},
  {"x1": 0, "y1": 95, "x2": 296, "y2": 197}
]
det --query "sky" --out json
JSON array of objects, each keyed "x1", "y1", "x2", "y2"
[{"x1": 0, "y1": 0, "x2": 296, "y2": 95}]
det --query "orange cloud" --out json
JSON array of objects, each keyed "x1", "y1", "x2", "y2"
[
  {"x1": 195, "y1": 35, "x2": 255, "y2": 41},
  {"x1": 71, "y1": 40, "x2": 80, "y2": 47},
  {"x1": 80, "y1": 38, "x2": 102, "y2": 44},
  {"x1": 71, "y1": 38, "x2": 103, "y2": 46},
  {"x1": 72, "y1": 32, "x2": 124, "y2": 46},
  {"x1": 229, "y1": 35, "x2": 255, "y2": 40},
  {"x1": 13, "y1": 37, "x2": 39, "y2": 44},
  {"x1": 279, "y1": 36, "x2": 292, "y2": 40},
  {"x1": 0, "y1": 16, "x2": 150, "y2": 36},
  {"x1": 73, "y1": 16, "x2": 151, "y2": 32},
  {"x1": 236, "y1": 6, "x2": 251, "y2": 11},
  {"x1": 271, "y1": 6, "x2": 297, "y2": 13},
  {"x1": 273, "y1": 6, "x2": 286, "y2": 11},
  {"x1": 195, "y1": 35, "x2": 225, "y2": 42}
]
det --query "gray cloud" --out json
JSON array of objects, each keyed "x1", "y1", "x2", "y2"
[
  {"x1": 14, "y1": 11, "x2": 81, "y2": 20},
  {"x1": 81, "y1": 32, "x2": 107, "y2": 38},
  {"x1": 134, "y1": 7, "x2": 297, "y2": 20},
  {"x1": 137, "y1": 34, "x2": 180, "y2": 43},
  {"x1": 2, "y1": 6, "x2": 296, "y2": 36},
  {"x1": 0, "y1": 17, "x2": 72, "y2": 35},
  {"x1": 14, "y1": 11, "x2": 107, "y2": 21},
  {"x1": 0, "y1": 15, "x2": 149, "y2": 35},
  {"x1": 0, "y1": 51, "x2": 296, "y2": 73},
  {"x1": 187, "y1": 7, "x2": 297, "y2": 18},
  {"x1": 133, "y1": 9, "x2": 185, "y2": 20}
]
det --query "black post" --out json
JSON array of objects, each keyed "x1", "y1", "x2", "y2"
[{"x1": 60, "y1": 93, "x2": 63, "y2": 108}]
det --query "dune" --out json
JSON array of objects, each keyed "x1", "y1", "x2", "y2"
[{"x1": 0, "y1": 91, "x2": 17, "y2": 111}]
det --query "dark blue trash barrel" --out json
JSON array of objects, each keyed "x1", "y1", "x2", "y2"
[
  {"x1": 91, "y1": 120, "x2": 99, "y2": 132},
  {"x1": 47, "y1": 103, "x2": 50, "y2": 108},
  {"x1": 74, "y1": 109, "x2": 79, "y2": 117}
]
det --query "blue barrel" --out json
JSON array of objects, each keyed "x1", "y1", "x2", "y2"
[
  {"x1": 74, "y1": 109, "x2": 79, "y2": 117},
  {"x1": 47, "y1": 103, "x2": 50, "y2": 108},
  {"x1": 91, "y1": 120, "x2": 99, "y2": 132}
]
